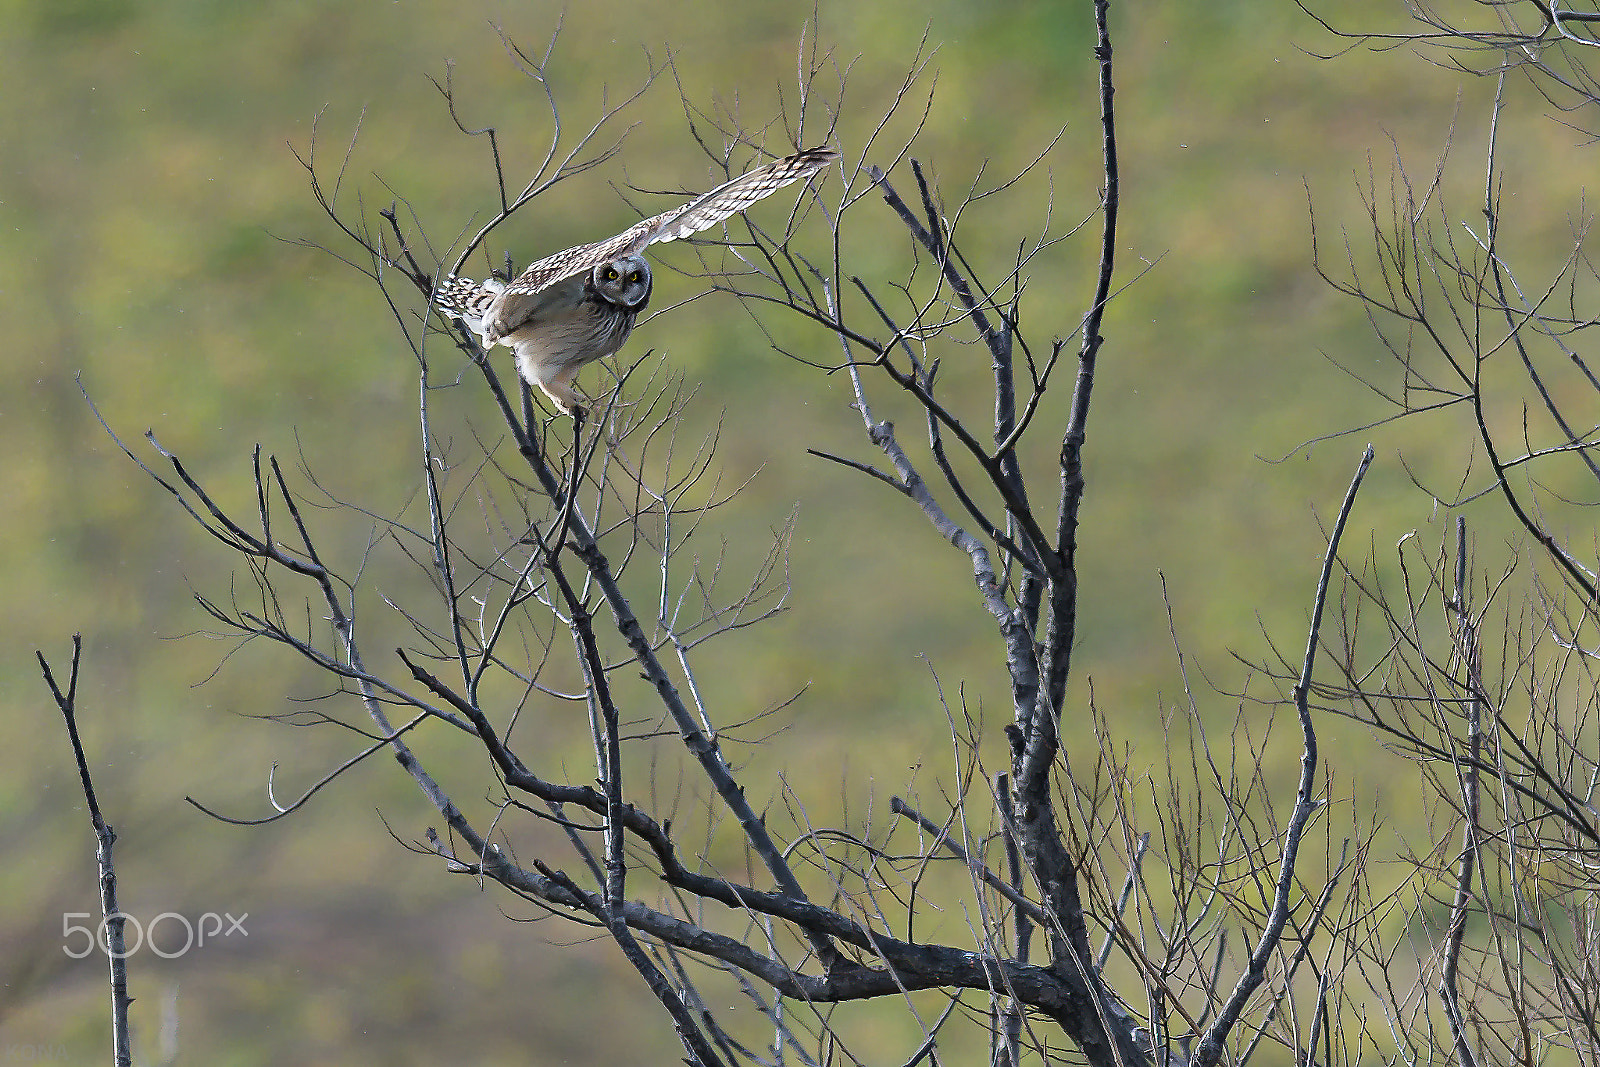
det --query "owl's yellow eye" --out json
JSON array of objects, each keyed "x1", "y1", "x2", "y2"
[
  {"x1": 627, "y1": 270, "x2": 644, "y2": 285},
  {"x1": 603, "y1": 266, "x2": 619, "y2": 281}
]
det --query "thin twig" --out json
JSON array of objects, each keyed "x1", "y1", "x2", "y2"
[{"x1": 39, "y1": 637, "x2": 133, "y2": 1067}]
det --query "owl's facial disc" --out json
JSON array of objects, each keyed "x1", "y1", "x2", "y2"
[{"x1": 595, "y1": 256, "x2": 651, "y2": 309}]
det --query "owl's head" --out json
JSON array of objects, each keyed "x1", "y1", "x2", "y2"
[{"x1": 590, "y1": 255, "x2": 652, "y2": 310}]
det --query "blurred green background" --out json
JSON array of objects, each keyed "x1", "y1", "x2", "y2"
[{"x1": 2, "y1": 1, "x2": 1589, "y2": 1063}]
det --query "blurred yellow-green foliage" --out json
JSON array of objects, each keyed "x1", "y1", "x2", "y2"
[{"x1": 2, "y1": 1, "x2": 1593, "y2": 1064}]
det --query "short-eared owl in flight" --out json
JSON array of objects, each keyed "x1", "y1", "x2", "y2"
[{"x1": 434, "y1": 146, "x2": 836, "y2": 415}]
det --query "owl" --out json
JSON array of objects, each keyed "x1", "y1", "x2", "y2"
[{"x1": 434, "y1": 145, "x2": 837, "y2": 415}]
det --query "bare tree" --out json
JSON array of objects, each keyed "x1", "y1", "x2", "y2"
[
  {"x1": 1281, "y1": 3, "x2": 1600, "y2": 1064},
  {"x1": 86, "y1": 4, "x2": 1600, "y2": 1066}
]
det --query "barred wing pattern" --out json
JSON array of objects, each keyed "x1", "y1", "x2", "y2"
[
  {"x1": 433, "y1": 145, "x2": 835, "y2": 413},
  {"x1": 495, "y1": 145, "x2": 837, "y2": 303},
  {"x1": 431, "y1": 274, "x2": 503, "y2": 340}
]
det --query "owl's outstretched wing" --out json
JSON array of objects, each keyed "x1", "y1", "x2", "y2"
[
  {"x1": 435, "y1": 146, "x2": 835, "y2": 345},
  {"x1": 630, "y1": 144, "x2": 838, "y2": 249},
  {"x1": 498, "y1": 145, "x2": 836, "y2": 300}
]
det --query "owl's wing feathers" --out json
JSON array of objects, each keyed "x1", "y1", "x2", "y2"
[
  {"x1": 482, "y1": 267, "x2": 590, "y2": 342},
  {"x1": 499, "y1": 222, "x2": 657, "y2": 301},
  {"x1": 499, "y1": 145, "x2": 836, "y2": 299},
  {"x1": 438, "y1": 147, "x2": 835, "y2": 345},
  {"x1": 641, "y1": 145, "x2": 837, "y2": 248},
  {"x1": 432, "y1": 273, "x2": 541, "y2": 346}
]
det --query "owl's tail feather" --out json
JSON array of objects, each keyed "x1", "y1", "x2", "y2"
[{"x1": 433, "y1": 274, "x2": 501, "y2": 346}]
